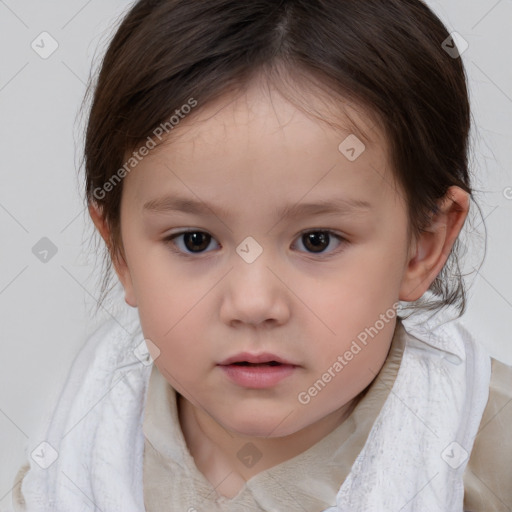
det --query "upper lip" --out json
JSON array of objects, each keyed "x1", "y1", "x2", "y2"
[{"x1": 218, "y1": 352, "x2": 297, "y2": 366}]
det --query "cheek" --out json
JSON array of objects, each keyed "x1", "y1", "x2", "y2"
[
  {"x1": 126, "y1": 255, "x2": 209, "y2": 364},
  {"x1": 139, "y1": 301, "x2": 209, "y2": 391},
  {"x1": 292, "y1": 248, "x2": 400, "y2": 377},
  {"x1": 312, "y1": 317, "x2": 396, "y2": 410},
  {"x1": 137, "y1": 287, "x2": 206, "y2": 354},
  {"x1": 296, "y1": 250, "x2": 402, "y2": 324},
  {"x1": 127, "y1": 246, "x2": 190, "y2": 314}
]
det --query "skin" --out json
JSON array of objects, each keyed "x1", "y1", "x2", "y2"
[{"x1": 90, "y1": 79, "x2": 470, "y2": 498}]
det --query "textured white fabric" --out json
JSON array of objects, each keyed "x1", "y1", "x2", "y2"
[
  {"x1": 17, "y1": 301, "x2": 491, "y2": 512},
  {"x1": 324, "y1": 305, "x2": 492, "y2": 512},
  {"x1": 19, "y1": 304, "x2": 151, "y2": 512}
]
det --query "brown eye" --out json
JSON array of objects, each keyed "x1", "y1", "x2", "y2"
[
  {"x1": 302, "y1": 232, "x2": 330, "y2": 253},
  {"x1": 294, "y1": 230, "x2": 346, "y2": 257},
  {"x1": 164, "y1": 231, "x2": 218, "y2": 255},
  {"x1": 164, "y1": 229, "x2": 347, "y2": 259},
  {"x1": 182, "y1": 232, "x2": 211, "y2": 252}
]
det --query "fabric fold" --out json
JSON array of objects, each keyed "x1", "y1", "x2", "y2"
[{"x1": 17, "y1": 299, "x2": 491, "y2": 512}]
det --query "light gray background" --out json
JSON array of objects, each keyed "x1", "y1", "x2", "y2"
[{"x1": 1, "y1": 0, "x2": 511, "y2": 507}]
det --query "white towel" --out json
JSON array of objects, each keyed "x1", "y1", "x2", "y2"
[
  {"x1": 17, "y1": 299, "x2": 490, "y2": 512},
  {"x1": 326, "y1": 304, "x2": 491, "y2": 511},
  {"x1": 19, "y1": 304, "x2": 151, "y2": 512}
]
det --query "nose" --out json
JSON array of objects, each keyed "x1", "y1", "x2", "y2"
[{"x1": 218, "y1": 247, "x2": 291, "y2": 328}]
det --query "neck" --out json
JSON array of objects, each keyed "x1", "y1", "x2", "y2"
[{"x1": 177, "y1": 390, "x2": 363, "y2": 495}]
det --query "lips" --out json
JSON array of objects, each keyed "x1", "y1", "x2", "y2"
[
  {"x1": 218, "y1": 353, "x2": 298, "y2": 388},
  {"x1": 218, "y1": 352, "x2": 297, "y2": 367},
  {"x1": 231, "y1": 361, "x2": 282, "y2": 366}
]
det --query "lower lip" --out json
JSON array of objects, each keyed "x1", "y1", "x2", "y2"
[{"x1": 218, "y1": 364, "x2": 296, "y2": 388}]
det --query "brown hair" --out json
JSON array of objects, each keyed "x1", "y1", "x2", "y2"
[{"x1": 81, "y1": 0, "x2": 485, "y2": 319}]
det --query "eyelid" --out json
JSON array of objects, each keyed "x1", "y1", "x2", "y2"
[
  {"x1": 163, "y1": 228, "x2": 348, "y2": 258},
  {"x1": 163, "y1": 229, "x2": 219, "y2": 258},
  {"x1": 292, "y1": 229, "x2": 347, "y2": 258}
]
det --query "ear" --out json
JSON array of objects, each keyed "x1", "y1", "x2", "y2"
[
  {"x1": 399, "y1": 186, "x2": 469, "y2": 302},
  {"x1": 88, "y1": 201, "x2": 137, "y2": 307}
]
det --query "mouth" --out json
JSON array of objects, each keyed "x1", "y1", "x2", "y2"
[
  {"x1": 218, "y1": 352, "x2": 298, "y2": 367},
  {"x1": 230, "y1": 361, "x2": 283, "y2": 367},
  {"x1": 218, "y1": 360, "x2": 297, "y2": 388}
]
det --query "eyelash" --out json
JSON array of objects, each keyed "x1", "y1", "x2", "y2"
[{"x1": 162, "y1": 229, "x2": 348, "y2": 259}]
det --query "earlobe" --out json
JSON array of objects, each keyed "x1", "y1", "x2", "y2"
[
  {"x1": 399, "y1": 186, "x2": 469, "y2": 302},
  {"x1": 88, "y1": 201, "x2": 138, "y2": 308}
]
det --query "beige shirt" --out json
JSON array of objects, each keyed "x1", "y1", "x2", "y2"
[{"x1": 12, "y1": 319, "x2": 512, "y2": 511}]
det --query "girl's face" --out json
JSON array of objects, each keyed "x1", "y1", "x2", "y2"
[{"x1": 115, "y1": 82, "x2": 417, "y2": 438}]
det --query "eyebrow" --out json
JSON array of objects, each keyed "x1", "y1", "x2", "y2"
[{"x1": 143, "y1": 195, "x2": 372, "y2": 220}]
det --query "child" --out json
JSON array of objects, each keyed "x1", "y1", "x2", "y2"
[{"x1": 12, "y1": 0, "x2": 512, "y2": 510}]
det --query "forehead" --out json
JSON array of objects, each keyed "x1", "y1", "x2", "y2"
[
  {"x1": 161, "y1": 79, "x2": 383, "y2": 157},
  {"x1": 122, "y1": 81, "x2": 403, "y2": 217}
]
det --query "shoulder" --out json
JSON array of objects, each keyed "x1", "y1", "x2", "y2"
[
  {"x1": 464, "y1": 356, "x2": 512, "y2": 511},
  {"x1": 11, "y1": 462, "x2": 30, "y2": 511}
]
